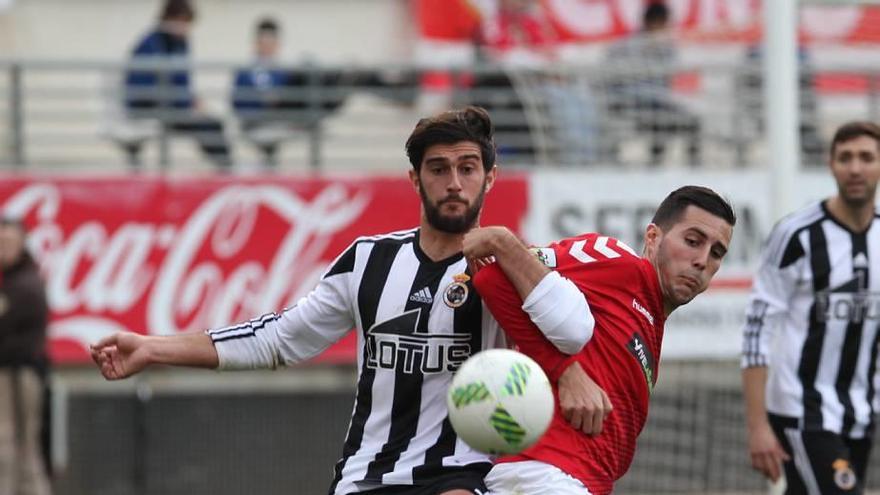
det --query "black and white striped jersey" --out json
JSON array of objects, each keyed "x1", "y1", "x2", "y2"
[
  {"x1": 207, "y1": 228, "x2": 506, "y2": 494},
  {"x1": 742, "y1": 201, "x2": 880, "y2": 438}
]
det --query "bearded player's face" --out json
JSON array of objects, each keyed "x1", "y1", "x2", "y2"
[
  {"x1": 411, "y1": 142, "x2": 496, "y2": 234},
  {"x1": 830, "y1": 135, "x2": 880, "y2": 208}
]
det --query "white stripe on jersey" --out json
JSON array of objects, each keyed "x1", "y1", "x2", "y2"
[{"x1": 338, "y1": 242, "x2": 422, "y2": 489}]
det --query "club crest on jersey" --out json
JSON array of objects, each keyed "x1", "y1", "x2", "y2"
[
  {"x1": 832, "y1": 459, "x2": 857, "y2": 490},
  {"x1": 444, "y1": 273, "x2": 470, "y2": 308},
  {"x1": 529, "y1": 247, "x2": 557, "y2": 268}
]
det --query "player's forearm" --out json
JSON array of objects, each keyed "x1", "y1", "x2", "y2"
[
  {"x1": 489, "y1": 231, "x2": 550, "y2": 299},
  {"x1": 145, "y1": 332, "x2": 219, "y2": 369},
  {"x1": 742, "y1": 366, "x2": 770, "y2": 430},
  {"x1": 485, "y1": 231, "x2": 593, "y2": 354}
]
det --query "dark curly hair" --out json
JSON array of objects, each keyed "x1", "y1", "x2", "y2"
[{"x1": 405, "y1": 106, "x2": 496, "y2": 173}]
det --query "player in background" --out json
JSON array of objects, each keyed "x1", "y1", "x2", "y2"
[
  {"x1": 462, "y1": 185, "x2": 736, "y2": 494},
  {"x1": 742, "y1": 121, "x2": 880, "y2": 495},
  {"x1": 91, "y1": 105, "x2": 608, "y2": 495}
]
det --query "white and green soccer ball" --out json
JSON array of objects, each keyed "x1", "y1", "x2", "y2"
[{"x1": 446, "y1": 349, "x2": 554, "y2": 455}]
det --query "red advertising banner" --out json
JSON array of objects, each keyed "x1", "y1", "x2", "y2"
[
  {"x1": 418, "y1": 0, "x2": 880, "y2": 44},
  {"x1": 0, "y1": 175, "x2": 529, "y2": 365},
  {"x1": 541, "y1": 0, "x2": 880, "y2": 43}
]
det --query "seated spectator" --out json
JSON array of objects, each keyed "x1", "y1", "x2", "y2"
[
  {"x1": 126, "y1": 0, "x2": 232, "y2": 170},
  {"x1": 232, "y1": 18, "x2": 363, "y2": 167},
  {"x1": 604, "y1": 3, "x2": 701, "y2": 167},
  {"x1": 231, "y1": 18, "x2": 296, "y2": 167}
]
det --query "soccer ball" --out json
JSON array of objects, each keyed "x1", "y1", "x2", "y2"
[{"x1": 446, "y1": 349, "x2": 554, "y2": 455}]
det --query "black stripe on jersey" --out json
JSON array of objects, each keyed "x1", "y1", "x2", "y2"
[
  {"x1": 363, "y1": 257, "x2": 448, "y2": 481},
  {"x1": 329, "y1": 238, "x2": 408, "y2": 494},
  {"x1": 413, "y1": 275, "x2": 486, "y2": 482},
  {"x1": 324, "y1": 243, "x2": 357, "y2": 279},
  {"x1": 324, "y1": 230, "x2": 416, "y2": 280},
  {"x1": 209, "y1": 313, "x2": 280, "y2": 342},
  {"x1": 800, "y1": 222, "x2": 831, "y2": 430},
  {"x1": 838, "y1": 232, "x2": 869, "y2": 436},
  {"x1": 780, "y1": 233, "x2": 805, "y2": 269}
]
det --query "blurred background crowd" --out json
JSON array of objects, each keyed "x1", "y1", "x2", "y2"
[{"x1": 0, "y1": 0, "x2": 877, "y2": 172}]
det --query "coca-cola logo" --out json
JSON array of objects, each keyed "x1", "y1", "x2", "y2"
[{"x1": 1, "y1": 182, "x2": 370, "y2": 352}]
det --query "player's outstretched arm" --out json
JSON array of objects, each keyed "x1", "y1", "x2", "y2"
[
  {"x1": 91, "y1": 331, "x2": 219, "y2": 380},
  {"x1": 742, "y1": 366, "x2": 789, "y2": 481}
]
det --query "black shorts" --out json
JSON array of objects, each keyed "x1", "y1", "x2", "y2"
[
  {"x1": 769, "y1": 413, "x2": 873, "y2": 495},
  {"x1": 355, "y1": 469, "x2": 488, "y2": 495}
]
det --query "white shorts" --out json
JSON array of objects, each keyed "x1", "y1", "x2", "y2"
[{"x1": 483, "y1": 460, "x2": 593, "y2": 495}]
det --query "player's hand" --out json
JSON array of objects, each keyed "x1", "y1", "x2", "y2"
[
  {"x1": 747, "y1": 421, "x2": 790, "y2": 482},
  {"x1": 462, "y1": 226, "x2": 515, "y2": 260},
  {"x1": 557, "y1": 360, "x2": 612, "y2": 435},
  {"x1": 466, "y1": 256, "x2": 494, "y2": 275},
  {"x1": 90, "y1": 332, "x2": 152, "y2": 380}
]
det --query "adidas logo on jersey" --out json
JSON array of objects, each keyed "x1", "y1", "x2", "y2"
[{"x1": 409, "y1": 287, "x2": 433, "y2": 304}]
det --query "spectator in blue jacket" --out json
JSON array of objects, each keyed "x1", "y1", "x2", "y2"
[
  {"x1": 232, "y1": 18, "x2": 352, "y2": 167},
  {"x1": 232, "y1": 19, "x2": 289, "y2": 118},
  {"x1": 230, "y1": 18, "x2": 292, "y2": 166},
  {"x1": 126, "y1": 0, "x2": 232, "y2": 169}
]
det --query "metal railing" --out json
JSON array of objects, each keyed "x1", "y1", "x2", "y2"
[{"x1": 1, "y1": 59, "x2": 878, "y2": 172}]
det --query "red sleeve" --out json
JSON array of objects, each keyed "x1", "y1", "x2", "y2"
[{"x1": 474, "y1": 263, "x2": 575, "y2": 382}]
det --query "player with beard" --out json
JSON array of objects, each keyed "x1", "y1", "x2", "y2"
[
  {"x1": 743, "y1": 121, "x2": 880, "y2": 494},
  {"x1": 90, "y1": 106, "x2": 609, "y2": 495}
]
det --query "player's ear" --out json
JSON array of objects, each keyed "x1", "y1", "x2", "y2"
[
  {"x1": 409, "y1": 168, "x2": 420, "y2": 192},
  {"x1": 484, "y1": 165, "x2": 497, "y2": 192},
  {"x1": 644, "y1": 223, "x2": 661, "y2": 255}
]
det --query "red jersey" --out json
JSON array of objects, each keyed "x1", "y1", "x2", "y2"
[{"x1": 473, "y1": 233, "x2": 666, "y2": 495}]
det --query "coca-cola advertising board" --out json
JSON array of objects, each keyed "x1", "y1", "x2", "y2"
[{"x1": 0, "y1": 176, "x2": 528, "y2": 365}]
